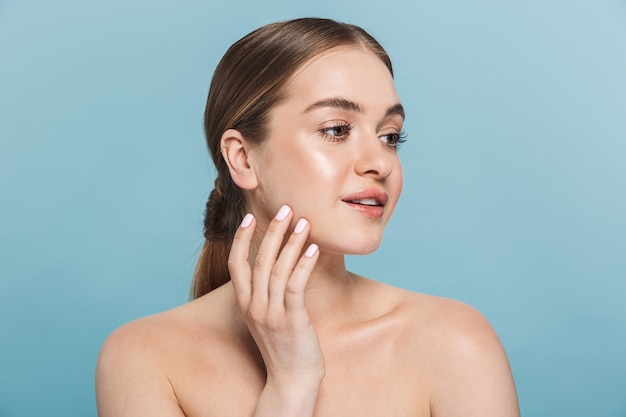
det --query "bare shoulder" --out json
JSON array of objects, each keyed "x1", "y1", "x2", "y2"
[
  {"x1": 357, "y1": 279, "x2": 501, "y2": 350},
  {"x1": 96, "y1": 287, "x2": 237, "y2": 417},
  {"x1": 361, "y1": 279, "x2": 488, "y2": 327},
  {"x1": 97, "y1": 304, "x2": 191, "y2": 367},
  {"x1": 403, "y1": 292, "x2": 499, "y2": 346},
  {"x1": 409, "y1": 293, "x2": 519, "y2": 417},
  {"x1": 95, "y1": 305, "x2": 191, "y2": 417},
  {"x1": 364, "y1": 282, "x2": 520, "y2": 417}
]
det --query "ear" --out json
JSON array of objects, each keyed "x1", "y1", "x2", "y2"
[{"x1": 220, "y1": 129, "x2": 258, "y2": 190}]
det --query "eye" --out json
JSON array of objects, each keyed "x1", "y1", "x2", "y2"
[
  {"x1": 379, "y1": 129, "x2": 407, "y2": 149},
  {"x1": 319, "y1": 122, "x2": 352, "y2": 142}
]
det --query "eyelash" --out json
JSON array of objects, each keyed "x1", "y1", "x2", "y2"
[
  {"x1": 319, "y1": 122, "x2": 353, "y2": 142},
  {"x1": 381, "y1": 130, "x2": 408, "y2": 149},
  {"x1": 319, "y1": 123, "x2": 407, "y2": 150}
]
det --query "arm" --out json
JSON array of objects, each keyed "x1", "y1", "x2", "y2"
[
  {"x1": 228, "y1": 206, "x2": 324, "y2": 417},
  {"x1": 429, "y1": 302, "x2": 520, "y2": 417}
]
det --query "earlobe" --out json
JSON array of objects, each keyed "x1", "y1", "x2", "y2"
[{"x1": 220, "y1": 129, "x2": 258, "y2": 190}]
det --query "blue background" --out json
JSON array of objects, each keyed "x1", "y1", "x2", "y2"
[{"x1": 1, "y1": 1, "x2": 625, "y2": 416}]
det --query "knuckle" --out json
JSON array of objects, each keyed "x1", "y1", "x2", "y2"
[
  {"x1": 270, "y1": 263, "x2": 287, "y2": 278},
  {"x1": 253, "y1": 253, "x2": 268, "y2": 269},
  {"x1": 264, "y1": 312, "x2": 284, "y2": 330},
  {"x1": 232, "y1": 232, "x2": 246, "y2": 241},
  {"x1": 266, "y1": 219, "x2": 282, "y2": 232},
  {"x1": 246, "y1": 305, "x2": 265, "y2": 325},
  {"x1": 267, "y1": 218, "x2": 288, "y2": 235},
  {"x1": 231, "y1": 233, "x2": 247, "y2": 247},
  {"x1": 292, "y1": 262, "x2": 310, "y2": 276},
  {"x1": 227, "y1": 257, "x2": 240, "y2": 271},
  {"x1": 285, "y1": 282, "x2": 303, "y2": 297}
]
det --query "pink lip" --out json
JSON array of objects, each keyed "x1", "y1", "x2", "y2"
[
  {"x1": 341, "y1": 189, "x2": 389, "y2": 205},
  {"x1": 341, "y1": 189, "x2": 389, "y2": 218}
]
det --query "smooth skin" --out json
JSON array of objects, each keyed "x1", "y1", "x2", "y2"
[{"x1": 96, "y1": 46, "x2": 520, "y2": 417}]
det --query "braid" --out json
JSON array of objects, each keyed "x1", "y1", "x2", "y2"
[
  {"x1": 191, "y1": 175, "x2": 246, "y2": 298},
  {"x1": 203, "y1": 182, "x2": 228, "y2": 241}
]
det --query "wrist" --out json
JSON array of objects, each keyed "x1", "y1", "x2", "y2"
[
  {"x1": 257, "y1": 382, "x2": 322, "y2": 416},
  {"x1": 265, "y1": 376, "x2": 323, "y2": 396}
]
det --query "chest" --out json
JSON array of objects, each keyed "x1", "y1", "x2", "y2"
[{"x1": 172, "y1": 337, "x2": 430, "y2": 417}]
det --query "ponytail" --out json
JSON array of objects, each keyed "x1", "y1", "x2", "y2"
[{"x1": 191, "y1": 176, "x2": 246, "y2": 299}]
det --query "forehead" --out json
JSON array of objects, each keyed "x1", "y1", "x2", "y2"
[{"x1": 280, "y1": 46, "x2": 400, "y2": 109}]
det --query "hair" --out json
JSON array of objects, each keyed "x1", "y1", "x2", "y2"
[{"x1": 191, "y1": 17, "x2": 394, "y2": 298}]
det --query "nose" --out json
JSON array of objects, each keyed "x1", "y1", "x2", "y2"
[{"x1": 353, "y1": 135, "x2": 394, "y2": 179}]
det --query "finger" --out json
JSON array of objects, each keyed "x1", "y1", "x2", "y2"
[
  {"x1": 284, "y1": 243, "x2": 319, "y2": 313},
  {"x1": 267, "y1": 217, "x2": 311, "y2": 312},
  {"x1": 228, "y1": 213, "x2": 256, "y2": 308},
  {"x1": 251, "y1": 205, "x2": 293, "y2": 304}
]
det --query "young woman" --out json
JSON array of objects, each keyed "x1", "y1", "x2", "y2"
[{"x1": 96, "y1": 18, "x2": 520, "y2": 417}]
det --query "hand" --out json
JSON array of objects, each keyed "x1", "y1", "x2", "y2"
[{"x1": 228, "y1": 205, "x2": 325, "y2": 392}]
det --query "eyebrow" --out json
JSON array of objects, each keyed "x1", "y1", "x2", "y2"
[
  {"x1": 304, "y1": 97, "x2": 405, "y2": 120},
  {"x1": 386, "y1": 103, "x2": 405, "y2": 120}
]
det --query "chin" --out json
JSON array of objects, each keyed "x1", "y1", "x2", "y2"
[
  {"x1": 323, "y1": 236, "x2": 383, "y2": 256},
  {"x1": 309, "y1": 225, "x2": 386, "y2": 256},
  {"x1": 349, "y1": 242, "x2": 382, "y2": 255}
]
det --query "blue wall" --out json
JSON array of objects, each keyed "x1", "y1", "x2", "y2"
[{"x1": 1, "y1": 1, "x2": 625, "y2": 416}]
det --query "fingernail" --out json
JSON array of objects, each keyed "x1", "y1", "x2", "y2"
[
  {"x1": 304, "y1": 243, "x2": 318, "y2": 258},
  {"x1": 240, "y1": 213, "x2": 254, "y2": 228},
  {"x1": 275, "y1": 205, "x2": 290, "y2": 221},
  {"x1": 294, "y1": 218, "x2": 308, "y2": 234}
]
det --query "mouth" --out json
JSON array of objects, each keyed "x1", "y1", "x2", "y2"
[
  {"x1": 342, "y1": 189, "x2": 388, "y2": 206},
  {"x1": 341, "y1": 190, "x2": 388, "y2": 217},
  {"x1": 343, "y1": 197, "x2": 385, "y2": 207}
]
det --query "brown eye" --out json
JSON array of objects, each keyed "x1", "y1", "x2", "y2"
[
  {"x1": 320, "y1": 123, "x2": 352, "y2": 141},
  {"x1": 379, "y1": 130, "x2": 407, "y2": 149},
  {"x1": 322, "y1": 125, "x2": 348, "y2": 137}
]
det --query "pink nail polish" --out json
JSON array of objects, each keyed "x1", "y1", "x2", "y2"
[
  {"x1": 275, "y1": 205, "x2": 290, "y2": 221},
  {"x1": 304, "y1": 243, "x2": 318, "y2": 258},
  {"x1": 294, "y1": 218, "x2": 308, "y2": 234},
  {"x1": 240, "y1": 213, "x2": 253, "y2": 228}
]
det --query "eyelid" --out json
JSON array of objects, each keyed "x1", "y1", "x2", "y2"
[
  {"x1": 378, "y1": 124, "x2": 404, "y2": 138},
  {"x1": 318, "y1": 120, "x2": 352, "y2": 142},
  {"x1": 317, "y1": 119, "x2": 351, "y2": 129},
  {"x1": 376, "y1": 112, "x2": 404, "y2": 131},
  {"x1": 379, "y1": 127, "x2": 407, "y2": 149}
]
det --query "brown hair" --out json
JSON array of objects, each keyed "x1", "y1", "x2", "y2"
[{"x1": 191, "y1": 17, "x2": 394, "y2": 298}]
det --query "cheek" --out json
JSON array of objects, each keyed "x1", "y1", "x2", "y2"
[
  {"x1": 396, "y1": 162, "x2": 404, "y2": 194},
  {"x1": 257, "y1": 147, "x2": 338, "y2": 202},
  {"x1": 285, "y1": 151, "x2": 344, "y2": 205},
  {"x1": 276, "y1": 150, "x2": 346, "y2": 219},
  {"x1": 285, "y1": 136, "x2": 346, "y2": 183},
  {"x1": 386, "y1": 160, "x2": 404, "y2": 212},
  {"x1": 302, "y1": 152, "x2": 345, "y2": 184}
]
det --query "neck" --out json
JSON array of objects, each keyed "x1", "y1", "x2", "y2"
[
  {"x1": 301, "y1": 252, "x2": 359, "y2": 330},
  {"x1": 243, "y1": 214, "x2": 361, "y2": 331},
  {"x1": 244, "y1": 238, "x2": 358, "y2": 331}
]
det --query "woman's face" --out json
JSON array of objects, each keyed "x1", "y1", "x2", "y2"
[{"x1": 249, "y1": 46, "x2": 404, "y2": 255}]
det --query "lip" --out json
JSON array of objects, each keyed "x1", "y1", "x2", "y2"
[{"x1": 341, "y1": 189, "x2": 389, "y2": 218}]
